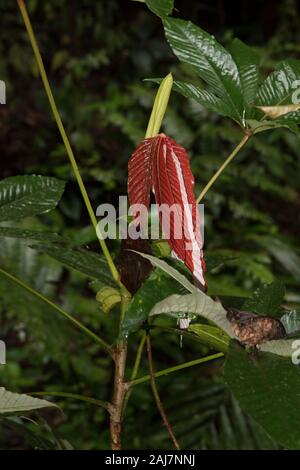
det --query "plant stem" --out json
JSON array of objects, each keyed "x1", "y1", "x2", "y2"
[
  {"x1": 109, "y1": 344, "x2": 128, "y2": 450},
  {"x1": 196, "y1": 134, "x2": 250, "y2": 203},
  {"x1": 17, "y1": 0, "x2": 119, "y2": 285},
  {"x1": 146, "y1": 334, "x2": 180, "y2": 450},
  {"x1": 108, "y1": 292, "x2": 130, "y2": 450},
  {"x1": 122, "y1": 331, "x2": 146, "y2": 414},
  {"x1": 31, "y1": 391, "x2": 108, "y2": 410},
  {"x1": 0, "y1": 267, "x2": 112, "y2": 355},
  {"x1": 128, "y1": 352, "x2": 224, "y2": 387},
  {"x1": 131, "y1": 331, "x2": 147, "y2": 380}
]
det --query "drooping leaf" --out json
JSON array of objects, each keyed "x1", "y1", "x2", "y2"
[
  {"x1": 163, "y1": 17, "x2": 244, "y2": 124},
  {"x1": 0, "y1": 388, "x2": 56, "y2": 416},
  {"x1": 0, "y1": 175, "x2": 65, "y2": 222},
  {"x1": 150, "y1": 291, "x2": 234, "y2": 337},
  {"x1": 224, "y1": 341, "x2": 300, "y2": 449},
  {"x1": 188, "y1": 324, "x2": 230, "y2": 353},
  {"x1": 131, "y1": 251, "x2": 197, "y2": 293},
  {"x1": 120, "y1": 269, "x2": 186, "y2": 338}
]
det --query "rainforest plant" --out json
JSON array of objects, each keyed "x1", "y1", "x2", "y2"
[{"x1": 1, "y1": 0, "x2": 300, "y2": 450}]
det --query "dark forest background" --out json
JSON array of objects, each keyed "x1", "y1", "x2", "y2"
[{"x1": 0, "y1": 0, "x2": 300, "y2": 449}]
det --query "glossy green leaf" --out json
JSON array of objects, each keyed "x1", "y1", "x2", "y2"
[
  {"x1": 145, "y1": 78, "x2": 234, "y2": 118},
  {"x1": 229, "y1": 38, "x2": 259, "y2": 117},
  {"x1": 256, "y1": 59, "x2": 300, "y2": 108},
  {"x1": 120, "y1": 269, "x2": 186, "y2": 338},
  {"x1": 224, "y1": 341, "x2": 300, "y2": 449},
  {"x1": 150, "y1": 291, "x2": 234, "y2": 337},
  {"x1": 0, "y1": 176, "x2": 65, "y2": 222},
  {"x1": 131, "y1": 251, "x2": 197, "y2": 293},
  {"x1": 0, "y1": 388, "x2": 56, "y2": 416},
  {"x1": 163, "y1": 17, "x2": 244, "y2": 123}
]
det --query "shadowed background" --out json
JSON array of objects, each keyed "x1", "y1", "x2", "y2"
[{"x1": 0, "y1": 0, "x2": 300, "y2": 449}]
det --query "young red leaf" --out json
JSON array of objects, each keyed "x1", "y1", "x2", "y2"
[
  {"x1": 127, "y1": 133, "x2": 206, "y2": 290},
  {"x1": 128, "y1": 137, "x2": 155, "y2": 207},
  {"x1": 152, "y1": 135, "x2": 206, "y2": 289}
]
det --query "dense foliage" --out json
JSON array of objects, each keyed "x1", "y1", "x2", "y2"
[{"x1": 1, "y1": 0, "x2": 300, "y2": 450}]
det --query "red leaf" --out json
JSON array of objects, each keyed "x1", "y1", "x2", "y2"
[
  {"x1": 152, "y1": 135, "x2": 206, "y2": 288},
  {"x1": 128, "y1": 137, "x2": 155, "y2": 207},
  {"x1": 127, "y1": 133, "x2": 206, "y2": 289}
]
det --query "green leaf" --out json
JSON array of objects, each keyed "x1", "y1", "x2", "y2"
[
  {"x1": 241, "y1": 280, "x2": 285, "y2": 318},
  {"x1": 0, "y1": 176, "x2": 65, "y2": 222},
  {"x1": 0, "y1": 388, "x2": 56, "y2": 416},
  {"x1": 131, "y1": 251, "x2": 197, "y2": 293},
  {"x1": 145, "y1": 0, "x2": 173, "y2": 17},
  {"x1": 150, "y1": 291, "x2": 234, "y2": 337},
  {"x1": 224, "y1": 341, "x2": 300, "y2": 449},
  {"x1": 0, "y1": 226, "x2": 62, "y2": 242},
  {"x1": 188, "y1": 324, "x2": 230, "y2": 353},
  {"x1": 247, "y1": 119, "x2": 297, "y2": 134},
  {"x1": 256, "y1": 59, "x2": 300, "y2": 108},
  {"x1": 163, "y1": 17, "x2": 244, "y2": 124},
  {"x1": 147, "y1": 78, "x2": 235, "y2": 118},
  {"x1": 120, "y1": 269, "x2": 185, "y2": 338},
  {"x1": 31, "y1": 242, "x2": 115, "y2": 286},
  {"x1": 229, "y1": 38, "x2": 259, "y2": 116}
]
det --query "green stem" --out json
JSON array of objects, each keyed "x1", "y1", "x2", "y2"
[
  {"x1": 122, "y1": 331, "x2": 146, "y2": 414},
  {"x1": 196, "y1": 134, "x2": 250, "y2": 203},
  {"x1": 31, "y1": 391, "x2": 108, "y2": 410},
  {"x1": 128, "y1": 352, "x2": 224, "y2": 387},
  {"x1": 17, "y1": 0, "x2": 119, "y2": 285},
  {"x1": 0, "y1": 267, "x2": 112, "y2": 355},
  {"x1": 131, "y1": 331, "x2": 147, "y2": 380}
]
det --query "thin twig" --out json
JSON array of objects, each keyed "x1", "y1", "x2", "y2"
[
  {"x1": 196, "y1": 133, "x2": 250, "y2": 203},
  {"x1": 17, "y1": 0, "x2": 120, "y2": 285},
  {"x1": 128, "y1": 351, "x2": 224, "y2": 387},
  {"x1": 146, "y1": 334, "x2": 180, "y2": 450},
  {"x1": 122, "y1": 331, "x2": 146, "y2": 414}
]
